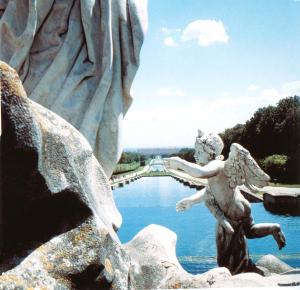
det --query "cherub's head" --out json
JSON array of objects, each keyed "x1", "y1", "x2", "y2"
[{"x1": 194, "y1": 130, "x2": 224, "y2": 165}]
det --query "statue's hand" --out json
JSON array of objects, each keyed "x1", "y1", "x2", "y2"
[
  {"x1": 221, "y1": 219, "x2": 234, "y2": 234},
  {"x1": 176, "y1": 198, "x2": 192, "y2": 212},
  {"x1": 164, "y1": 157, "x2": 182, "y2": 170}
]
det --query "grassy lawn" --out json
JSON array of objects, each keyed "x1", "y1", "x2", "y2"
[
  {"x1": 141, "y1": 171, "x2": 171, "y2": 177},
  {"x1": 112, "y1": 159, "x2": 152, "y2": 178},
  {"x1": 111, "y1": 165, "x2": 146, "y2": 178}
]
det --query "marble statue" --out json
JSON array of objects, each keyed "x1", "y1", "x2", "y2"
[
  {"x1": 165, "y1": 130, "x2": 286, "y2": 274},
  {"x1": 0, "y1": 0, "x2": 147, "y2": 177}
]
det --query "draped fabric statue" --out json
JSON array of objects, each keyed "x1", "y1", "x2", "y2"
[
  {"x1": 0, "y1": 0, "x2": 147, "y2": 176},
  {"x1": 165, "y1": 130, "x2": 286, "y2": 274}
]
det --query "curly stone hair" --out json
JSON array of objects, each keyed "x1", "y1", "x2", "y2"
[{"x1": 195, "y1": 130, "x2": 224, "y2": 160}]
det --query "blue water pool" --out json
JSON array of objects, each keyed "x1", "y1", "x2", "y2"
[{"x1": 113, "y1": 176, "x2": 300, "y2": 274}]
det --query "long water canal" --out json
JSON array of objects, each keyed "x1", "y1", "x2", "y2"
[{"x1": 113, "y1": 176, "x2": 300, "y2": 274}]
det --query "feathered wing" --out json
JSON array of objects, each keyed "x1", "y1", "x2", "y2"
[{"x1": 224, "y1": 143, "x2": 270, "y2": 192}]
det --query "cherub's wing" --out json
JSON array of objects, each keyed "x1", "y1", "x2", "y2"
[{"x1": 224, "y1": 143, "x2": 270, "y2": 191}]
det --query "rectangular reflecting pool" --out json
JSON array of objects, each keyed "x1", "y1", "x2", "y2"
[{"x1": 113, "y1": 177, "x2": 300, "y2": 274}]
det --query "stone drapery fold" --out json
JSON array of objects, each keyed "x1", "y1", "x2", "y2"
[{"x1": 0, "y1": 0, "x2": 147, "y2": 176}]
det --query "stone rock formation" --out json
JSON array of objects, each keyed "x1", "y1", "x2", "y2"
[
  {"x1": 0, "y1": 0, "x2": 148, "y2": 177},
  {"x1": 124, "y1": 225, "x2": 232, "y2": 289},
  {"x1": 0, "y1": 60, "x2": 127, "y2": 288},
  {"x1": 0, "y1": 218, "x2": 132, "y2": 289},
  {"x1": 257, "y1": 254, "x2": 293, "y2": 274}
]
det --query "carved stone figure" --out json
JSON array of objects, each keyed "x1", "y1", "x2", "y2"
[
  {"x1": 165, "y1": 130, "x2": 286, "y2": 274},
  {"x1": 0, "y1": 0, "x2": 147, "y2": 177}
]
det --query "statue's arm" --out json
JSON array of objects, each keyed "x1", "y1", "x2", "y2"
[
  {"x1": 176, "y1": 188, "x2": 206, "y2": 211},
  {"x1": 186, "y1": 188, "x2": 207, "y2": 204},
  {"x1": 176, "y1": 186, "x2": 234, "y2": 233},
  {"x1": 164, "y1": 157, "x2": 220, "y2": 178}
]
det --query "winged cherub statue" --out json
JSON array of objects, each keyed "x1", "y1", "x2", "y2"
[{"x1": 164, "y1": 130, "x2": 286, "y2": 274}]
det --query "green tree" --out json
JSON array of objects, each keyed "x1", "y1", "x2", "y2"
[
  {"x1": 220, "y1": 124, "x2": 245, "y2": 157},
  {"x1": 119, "y1": 152, "x2": 140, "y2": 164},
  {"x1": 260, "y1": 155, "x2": 288, "y2": 182},
  {"x1": 220, "y1": 96, "x2": 300, "y2": 183},
  {"x1": 171, "y1": 148, "x2": 195, "y2": 162}
]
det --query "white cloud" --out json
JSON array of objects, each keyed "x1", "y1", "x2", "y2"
[
  {"x1": 181, "y1": 19, "x2": 229, "y2": 46},
  {"x1": 281, "y1": 81, "x2": 300, "y2": 96},
  {"x1": 156, "y1": 88, "x2": 172, "y2": 96},
  {"x1": 164, "y1": 36, "x2": 179, "y2": 47},
  {"x1": 247, "y1": 84, "x2": 260, "y2": 91},
  {"x1": 161, "y1": 27, "x2": 181, "y2": 35},
  {"x1": 261, "y1": 88, "x2": 280, "y2": 101},
  {"x1": 123, "y1": 95, "x2": 267, "y2": 148},
  {"x1": 220, "y1": 91, "x2": 231, "y2": 98},
  {"x1": 161, "y1": 20, "x2": 228, "y2": 47},
  {"x1": 174, "y1": 89, "x2": 185, "y2": 96},
  {"x1": 123, "y1": 81, "x2": 300, "y2": 148},
  {"x1": 156, "y1": 87, "x2": 185, "y2": 97},
  {"x1": 259, "y1": 81, "x2": 300, "y2": 103},
  {"x1": 161, "y1": 27, "x2": 171, "y2": 34}
]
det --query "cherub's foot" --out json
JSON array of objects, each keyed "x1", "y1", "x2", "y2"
[{"x1": 273, "y1": 228, "x2": 286, "y2": 250}]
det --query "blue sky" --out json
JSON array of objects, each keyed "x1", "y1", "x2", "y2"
[{"x1": 123, "y1": 0, "x2": 300, "y2": 148}]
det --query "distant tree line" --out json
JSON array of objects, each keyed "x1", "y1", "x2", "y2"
[
  {"x1": 113, "y1": 162, "x2": 140, "y2": 175},
  {"x1": 113, "y1": 152, "x2": 149, "y2": 175},
  {"x1": 220, "y1": 96, "x2": 300, "y2": 183},
  {"x1": 118, "y1": 152, "x2": 146, "y2": 164},
  {"x1": 170, "y1": 148, "x2": 195, "y2": 163}
]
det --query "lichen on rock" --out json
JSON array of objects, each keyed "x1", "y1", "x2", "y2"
[{"x1": 0, "y1": 61, "x2": 126, "y2": 289}]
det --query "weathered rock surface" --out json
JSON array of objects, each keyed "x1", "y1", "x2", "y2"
[
  {"x1": 124, "y1": 224, "x2": 232, "y2": 289},
  {"x1": 211, "y1": 265, "x2": 300, "y2": 288},
  {"x1": 0, "y1": 218, "x2": 132, "y2": 289},
  {"x1": 263, "y1": 191, "x2": 300, "y2": 215},
  {"x1": 212, "y1": 272, "x2": 278, "y2": 287},
  {"x1": 0, "y1": 0, "x2": 148, "y2": 177},
  {"x1": 125, "y1": 224, "x2": 244, "y2": 289},
  {"x1": 122, "y1": 225, "x2": 300, "y2": 289},
  {"x1": 257, "y1": 254, "x2": 293, "y2": 274},
  {"x1": 1, "y1": 61, "x2": 124, "y2": 288}
]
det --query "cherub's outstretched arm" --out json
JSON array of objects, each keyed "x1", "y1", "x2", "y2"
[
  {"x1": 176, "y1": 187, "x2": 207, "y2": 211},
  {"x1": 164, "y1": 157, "x2": 220, "y2": 178},
  {"x1": 176, "y1": 187, "x2": 234, "y2": 234}
]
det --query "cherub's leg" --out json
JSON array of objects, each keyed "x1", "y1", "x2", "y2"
[{"x1": 245, "y1": 223, "x2": 286, "y2": 250}]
